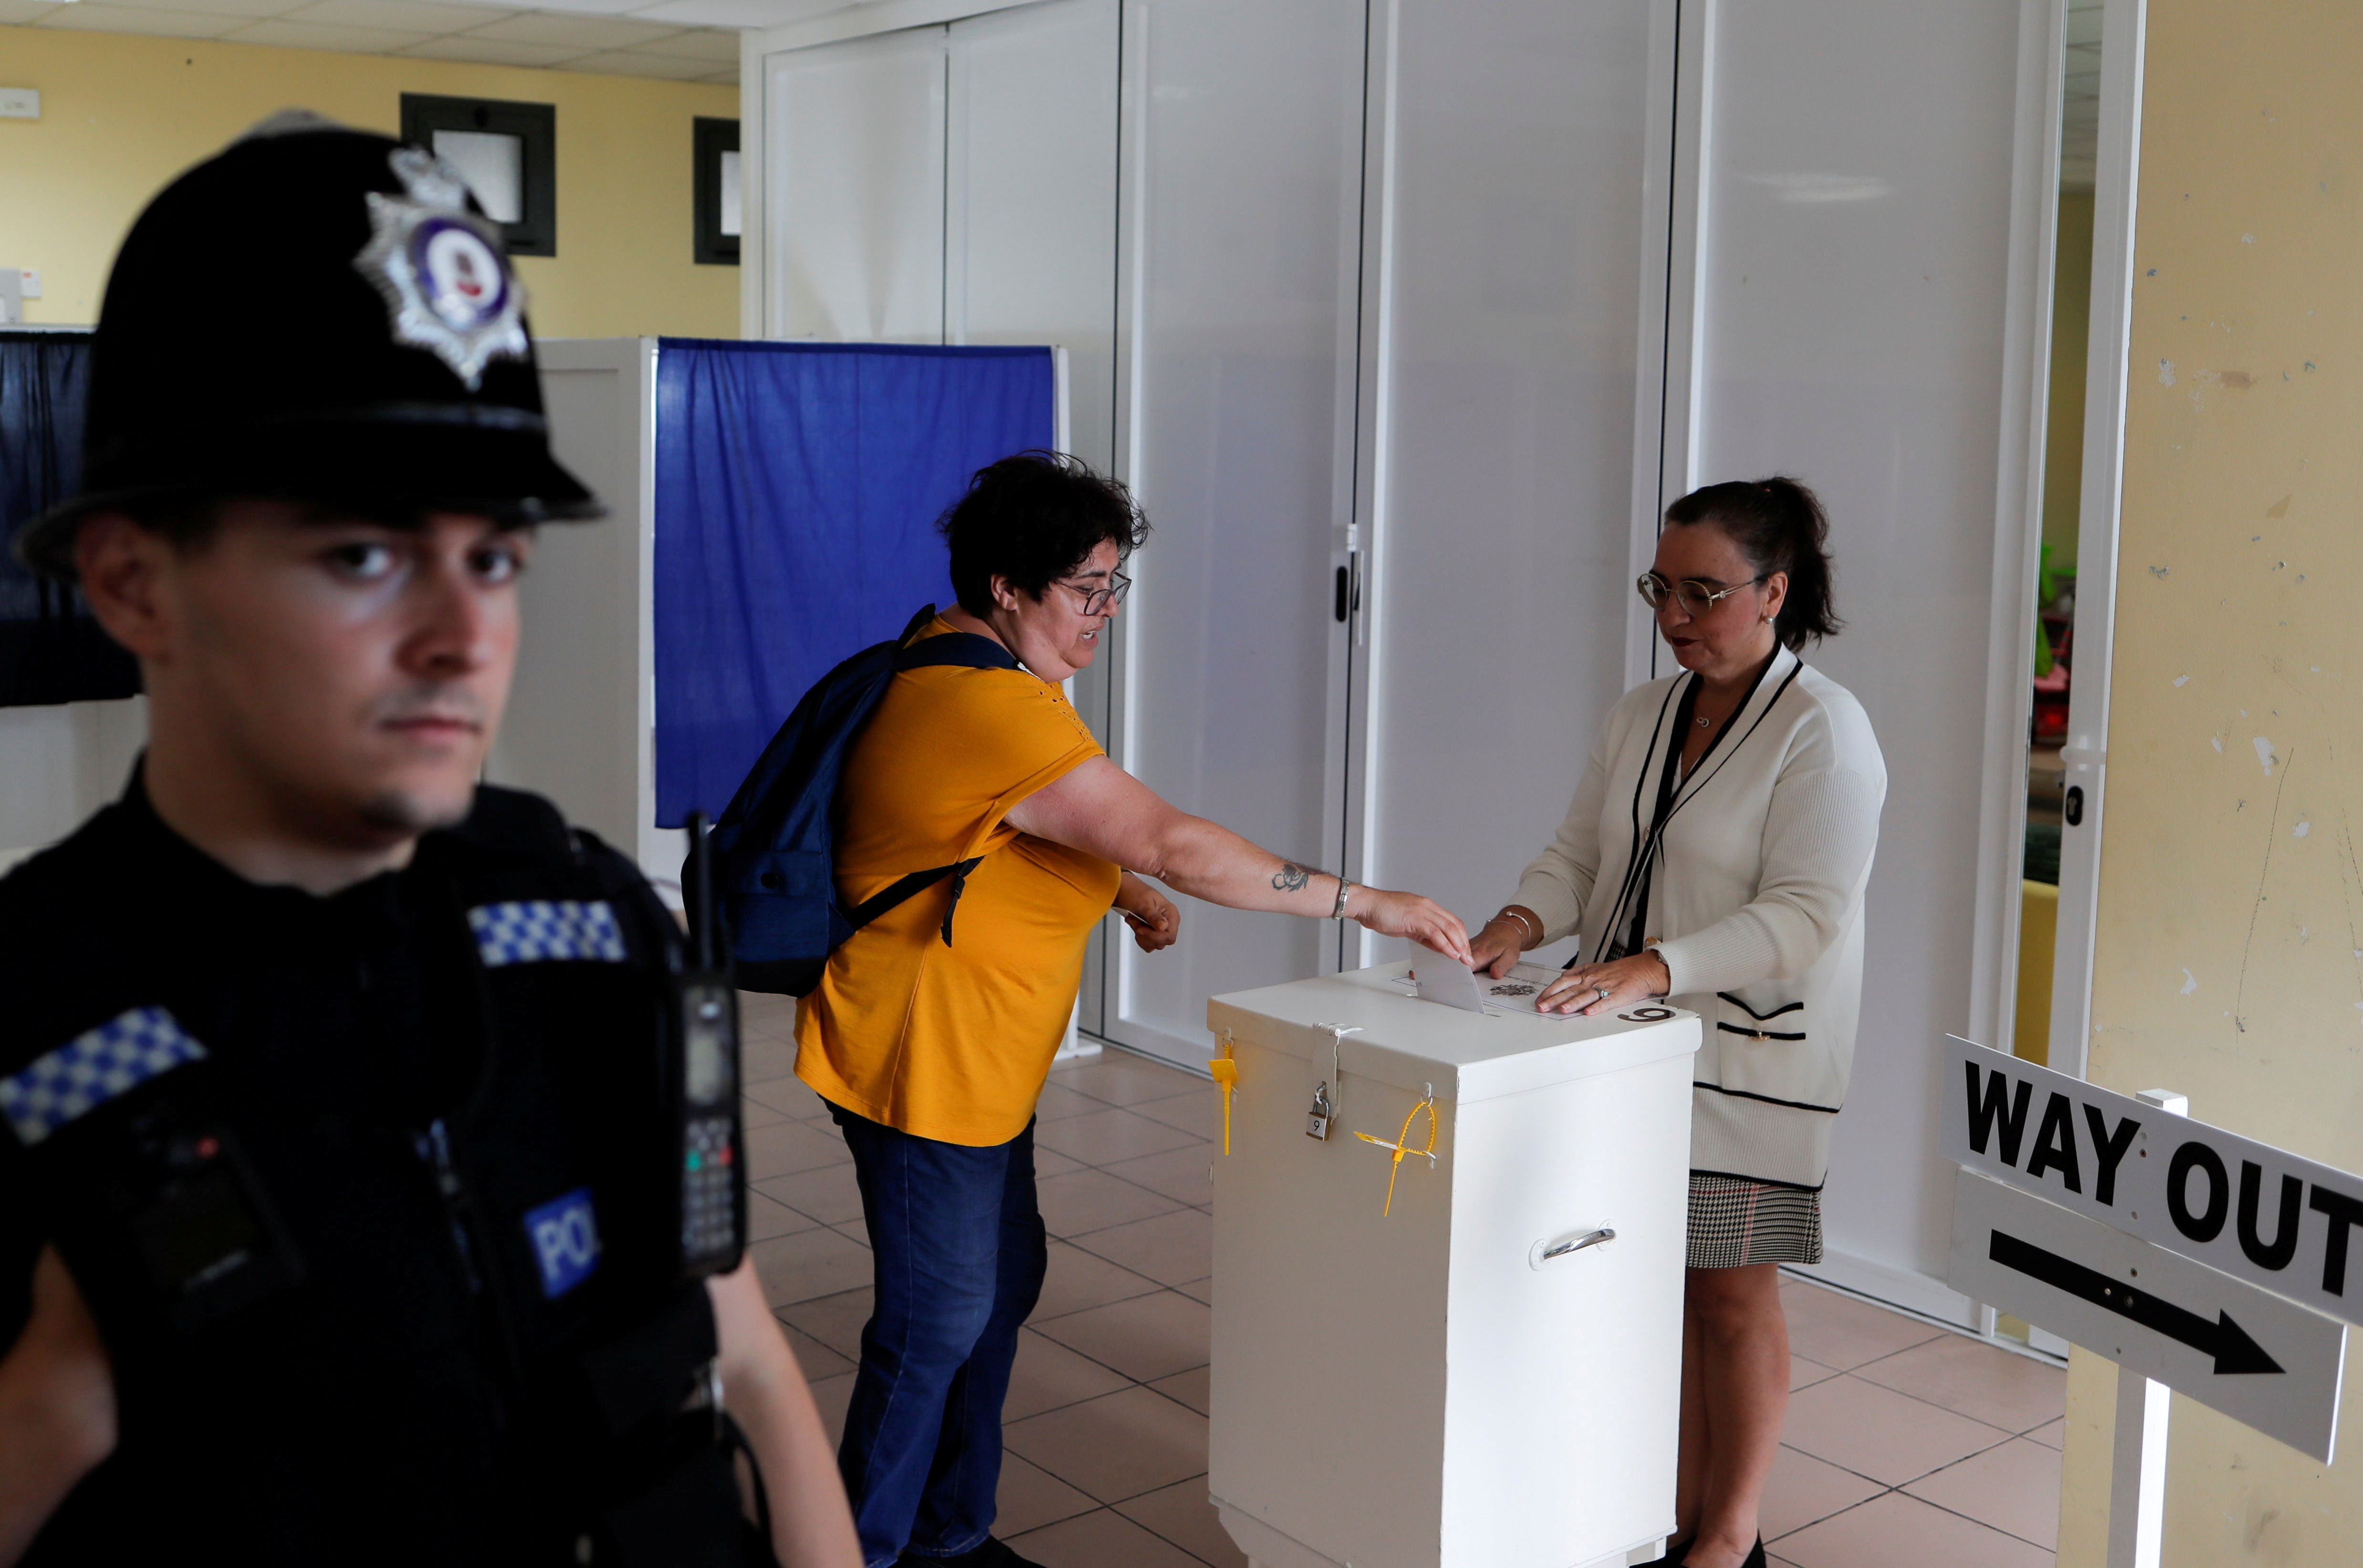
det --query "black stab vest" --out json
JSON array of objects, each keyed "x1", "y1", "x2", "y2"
[{"x1": 0, "y1": 783, "x2": 753, "y2": 1567}]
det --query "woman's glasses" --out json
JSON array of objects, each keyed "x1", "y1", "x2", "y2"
[
  {"x1": 1636, "y1": 571, "x2": 1765, "y2": 615},
  {"x1": 1052, "y1": 569, "x2": 1132, "y2": 617}
]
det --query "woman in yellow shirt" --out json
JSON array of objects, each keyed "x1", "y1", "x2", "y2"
[{"x1": 796, "y1": 453, "x2": 1469, "y2": 1568}]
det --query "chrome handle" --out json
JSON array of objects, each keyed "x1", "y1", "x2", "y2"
[
  {"x1": 1530, "y1": 1226, "x2": 1615, "y2": 1269},
  {"x1": 1544, "y1": 1227, "x2": 1615, "y2": 1259}
]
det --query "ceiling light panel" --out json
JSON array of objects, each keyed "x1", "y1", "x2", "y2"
[
  {"x1": 464, "y1": 11, "x2": 682, "y2": 47},
  {"x1": 287, "y1": 0, "x2": 521, "y2": 30}
]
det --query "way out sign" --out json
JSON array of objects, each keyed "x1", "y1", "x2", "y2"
[
  {"x1": 1951, "y1": 1168, "x2": 2346, "y2": 1459},
  {"x1": 1941, "y1": 1036, "x2": 2363, "y2": 1328}
]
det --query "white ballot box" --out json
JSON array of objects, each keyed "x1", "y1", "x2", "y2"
[{"x1": 1205, "y1": 961, "x2": 1701, "y2": 1568}]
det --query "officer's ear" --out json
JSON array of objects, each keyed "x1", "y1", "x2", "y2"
[{"x1": 77, "y1": 511, "x2": 182, "y2": 663}]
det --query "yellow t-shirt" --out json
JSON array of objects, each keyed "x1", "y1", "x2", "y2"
[{"x1": 794, "y1": 619, "x2": 1119, "y2": 1145}]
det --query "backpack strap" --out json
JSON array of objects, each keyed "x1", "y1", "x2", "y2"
[
  {"x1": 896, "y1": 603, "x2": 940, "y2": 644},
  {"x1": 835, "y1": 613, "x2": 1022, "y2": 944},
  {"x1": 843, "y1": 857, "x2": 983, "y2": 945},
  {"x1": 894, "y1": 631, "x2": 1020, "y2": 674}
]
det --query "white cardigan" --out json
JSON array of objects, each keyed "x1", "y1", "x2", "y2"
[{"x1": 1513, "y1": 645, "x2": 1886, "y2": 1189}]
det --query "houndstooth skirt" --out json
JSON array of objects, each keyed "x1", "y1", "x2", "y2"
[{"x1": 1686, "y1": 1174, "x2": 1824, "y2": 1269}]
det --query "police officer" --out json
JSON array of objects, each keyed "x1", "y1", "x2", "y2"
[{"x1": 0, "y1": 116, "x2": 860, "y2": 1567}]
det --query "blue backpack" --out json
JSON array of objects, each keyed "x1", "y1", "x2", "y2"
[{"x1": 705, "y1": 604, "x2": 1020, "y2": 995}]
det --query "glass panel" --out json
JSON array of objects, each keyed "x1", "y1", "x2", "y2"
[
  {"x1": 719, "y1": 149, "x2": 743, "y2": 238},
  {"x1": 1359, "y1": 0, "x2": 1652, "y2": 967},
  {"x1": 1114, "y1": 0, "x2": 1364, "y2": 1060},
  {"x1": 765, "y1": 30, "x2": 946, "y2": 341},
  {"x1": 2017, "y1": 0, "x2": 2106, "y2": 1080},
  {"x1": 433, "y1": 129, "x2": 524, "y2": 225}
]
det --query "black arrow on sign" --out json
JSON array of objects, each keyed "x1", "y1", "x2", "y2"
[{"x1": 1989, "y1": 1230, "x2": 2284, "y2": 1375}]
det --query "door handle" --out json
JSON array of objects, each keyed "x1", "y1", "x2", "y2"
[
  {"x1": 1529, "y1": 1226, "x2": 1615, "y2": 1269},
  {"x1": 1335, "y1": 564, "x2": 1349, "y2": 623}
]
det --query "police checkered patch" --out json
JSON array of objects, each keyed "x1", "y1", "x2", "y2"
[
  {"x1": 468, "y1": 901, "x2": 629, "y2": 967},
  {"x1": 0, "y1": 1007, "x2": 207, "y2": 1146}
]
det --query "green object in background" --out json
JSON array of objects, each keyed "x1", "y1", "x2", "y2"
[
  {"x1": 2032, "y1": 542, "x2": 2056, "y2": 678},
  {"x1": 2025, "y1": 821, "x2": 2062, "y2": 885}
]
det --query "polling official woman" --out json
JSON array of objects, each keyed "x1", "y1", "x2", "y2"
[
  {"x1": 795, "y1": 452, "x2": 1472, "y2": 1568},
  {"x1": 1467, "y1": 478, "x2": 1885, "y2": 1568}
]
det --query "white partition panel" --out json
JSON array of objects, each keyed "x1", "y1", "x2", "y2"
[
  {"x1": 0, "y1": 697, "x2": 146, "y2": 872},
  {"x1": 943, "y1": 0, "x2": 1124, "y2": 1032},
  {"x1": 947, "y1": 0, "x2": 1120, "y2": 472},
  {"x1": 763, "y1": 29, "x2": 948, "y2": 343},
  {"x1": 494, "y1": 338, "x2": 684, "y2": 894},
  {"x1": 1109, "y1": 0, "x2": 1368, "y2": 1065},
  {"x1": 1683, "y1": 0, "x2": 2024, "y2": 1319},
  {"x1": 1349, "y1": 0, "x2": 1659, "y2": 969}
]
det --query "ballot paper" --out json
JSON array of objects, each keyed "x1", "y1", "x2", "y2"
[
  {"x1": 1409, "y1": 959, "x2": 1565, "y2": 1014},
  {"x1": 1472, "y1": 962, "x2": 1560, "y2": 1013},
  {"x1": 1412, "y1": 957, "x2": 1488, "y2": 1012}
]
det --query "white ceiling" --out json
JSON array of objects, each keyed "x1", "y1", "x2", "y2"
[{"x1": 0, "y1": 0, "x2": 755, "y2": 81}]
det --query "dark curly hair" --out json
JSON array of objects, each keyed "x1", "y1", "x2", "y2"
[
  {"x1": 1663, "y1": 475, "x2": 1843, "y2": 650},
  {"x1": 937, "y1": 451, "x2": 1150, "y2": 617}
]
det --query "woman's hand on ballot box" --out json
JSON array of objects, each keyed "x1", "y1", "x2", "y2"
[
  {"x1": 1537, "y1": 950, "x2": 1672, "y2": 1018},
  {"x1": 1469, "y1": 905, "x2": 1540, "y2": 978}
]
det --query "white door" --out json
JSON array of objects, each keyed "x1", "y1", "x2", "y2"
[
  {"x1": 744, "y1": 0, "x2": 1680, "y2": 1079},
  {"x1": 947, "y1": 0, "x2": 1121, "y2": 473},
  {"x1": 1347, "y1": 0, "x2": 1662, "y2": 972},
  {"x1": 763, "y1": 28, "x2": 948, "y2": 342},
  {"x1": 1103, "y1": 0, "x2": 1370, "y2": 1066},
  {"x1": 1677, "y1": 0, "x2": 2028, "y2": 1321}
]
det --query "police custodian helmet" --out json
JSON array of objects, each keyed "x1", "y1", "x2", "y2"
[{"x1": 16, "y1": 110, "x2": 600, "y2": 579}]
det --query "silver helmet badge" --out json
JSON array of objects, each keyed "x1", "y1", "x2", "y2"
[{"x1": 352, "y1": 145, "x2": 530, "y2": 390}]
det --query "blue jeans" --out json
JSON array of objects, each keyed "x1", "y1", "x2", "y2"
[{"x1": 828, "y1": 1103, "x2": 1048, "y2": 1568}]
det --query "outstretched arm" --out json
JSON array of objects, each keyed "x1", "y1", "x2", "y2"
[
  {"x1": 1004, "y1": 758, "x2": 1472, "y2": 962},
  {"x1": 708, "y1": 1259, "x2": 861, "y2": 1568}
]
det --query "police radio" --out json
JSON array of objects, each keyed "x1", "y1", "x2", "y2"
[{"x1": 675, "y1": 813, "x2": 747, "y2": 1280}]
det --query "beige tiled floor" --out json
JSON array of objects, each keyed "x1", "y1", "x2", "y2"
[
  {"x1": 739, "y1": 996, "x2": 1238, "y2": 1566},
  {"x1": 1771, "y1": 1280, "x2": 2065, "y2": 1568},
  {"x1": 737, "y1": 998, "x2": 2064, "y2": 1568}
]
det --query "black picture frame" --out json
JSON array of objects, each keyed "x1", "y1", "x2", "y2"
[
  {"x1": 694, "y1": 117, "x2": 741, "y2": 267},
  {"x1": 399, "y1": 93, "x2": 558, "y2": 258}
]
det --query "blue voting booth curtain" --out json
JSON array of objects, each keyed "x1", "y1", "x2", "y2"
[
  {"x1": 652, "y1": 339, "x2": 1057, "y2": 827},
  {"x1": 0, "y1": 332, "x2": 140, "y2": 708}
]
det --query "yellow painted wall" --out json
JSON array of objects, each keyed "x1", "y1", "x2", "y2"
[
  {"x1": 2059, "y1": 0, "x2": 2363, "y2": 1562},
  {"x1": 0, "y1": 26, "x2": 738, "y2": 337},
  {"x1": 2044, "y1": 190, "x2": 2095, "y2": 573}
]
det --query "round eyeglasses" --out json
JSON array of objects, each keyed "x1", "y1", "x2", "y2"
[
  {"x1": 1052, "y1": 568, "x2": 1132, "y2": 617},
  {"x1": 1636, "y1": 571, "x2": 1766, "y2": 615}
]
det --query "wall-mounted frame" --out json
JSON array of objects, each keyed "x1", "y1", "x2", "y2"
[
  {"x1": 694, "y1": 117, "x2": 742, "y2": 266},
  {"x1": 399, "y1": 94, "x2": 558, "y2": 258}
]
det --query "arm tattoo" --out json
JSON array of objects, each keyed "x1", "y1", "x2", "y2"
[{"x1": 1272, "y1": 862, "x2": 1316, "y2": 893}]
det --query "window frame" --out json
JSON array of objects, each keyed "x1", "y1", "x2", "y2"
[
  {"x1": 694, "y1": 116, "x2": 741, "y2": 267},
  {"x1": 399, "y1": 93, "x2": 559, "y2": 258}
]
